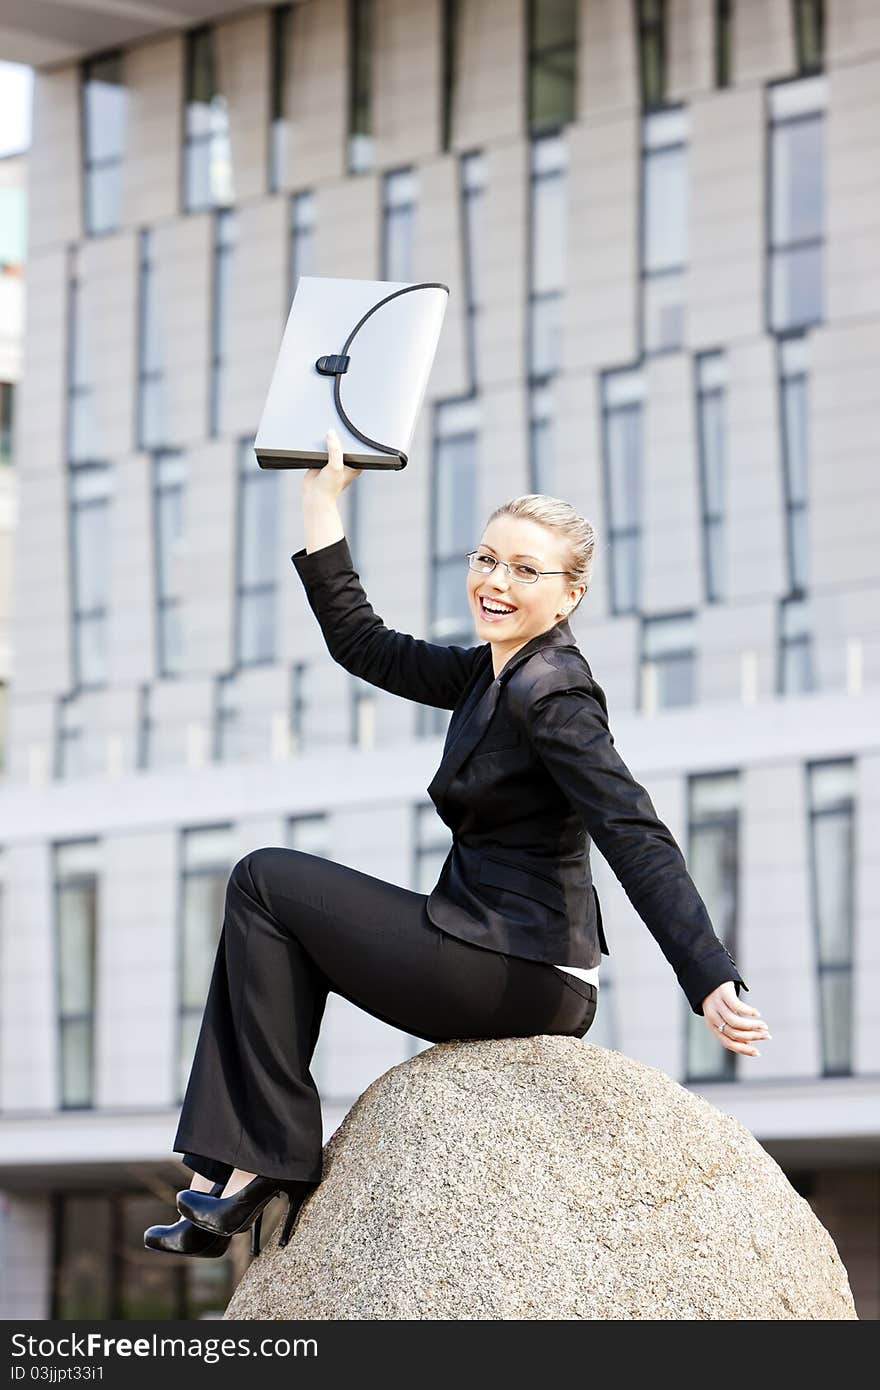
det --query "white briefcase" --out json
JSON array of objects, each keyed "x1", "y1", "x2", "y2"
[{"x1": 254, "y1": 275, "x2": 450, "y2": 470}]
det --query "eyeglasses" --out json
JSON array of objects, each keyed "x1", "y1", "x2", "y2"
[{"x1": 466, "y1": 551, "x2": 572, "y2": 585}]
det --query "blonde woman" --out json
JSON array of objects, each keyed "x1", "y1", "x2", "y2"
[{"x1": 146, "y1": 428, "x2": 768, "y2": 1259}]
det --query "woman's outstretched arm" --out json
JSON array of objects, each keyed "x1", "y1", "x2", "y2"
[{"x1": 291, "y1": 429, "x2": 483, "y2": 709}]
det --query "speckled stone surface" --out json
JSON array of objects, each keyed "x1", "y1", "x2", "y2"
[{"x1": 225, "y1": 1037, "x2": 857, "y2": 1320}]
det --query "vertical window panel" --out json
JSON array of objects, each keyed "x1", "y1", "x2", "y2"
[{"x1": 82, "y1": 53, "x2": 127, "y2": 235}]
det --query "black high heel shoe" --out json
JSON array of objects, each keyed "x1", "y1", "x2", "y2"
[
  {"x1": 144, "y1": 1180, "x2": 239, "y2": 1259},
  {"x1": 177, "y1": 1175, "x2": 317, "y2": 1253}
]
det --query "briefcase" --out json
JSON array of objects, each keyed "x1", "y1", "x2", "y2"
[{"x1": 254, "y1": 274, "x2": 450, "y2": 470}]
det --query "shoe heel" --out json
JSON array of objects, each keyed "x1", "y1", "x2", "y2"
[
  {"x1": 250, "y1": 1211, "x2": 263, "y2": 1257},
  {"x1": 278, "y1": 1194, "x2": 300, "y2": 1248}
]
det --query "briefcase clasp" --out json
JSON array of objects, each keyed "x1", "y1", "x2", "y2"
[{"x1": 315, "y1": 354, "x2": 351, "y2": 376}]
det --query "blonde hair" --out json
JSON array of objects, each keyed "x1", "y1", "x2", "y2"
[{"x1": 484, "y1": 495, "x2": 597, "y2": 619}]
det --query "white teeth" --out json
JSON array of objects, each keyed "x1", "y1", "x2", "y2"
[{"x1": 481, "y1": 598, "x2": 516, "y2": 614}]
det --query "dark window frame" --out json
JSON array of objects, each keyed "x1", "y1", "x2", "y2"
[{"x1": 805, "y1": 756, "x2": 855, "y2": 1079}]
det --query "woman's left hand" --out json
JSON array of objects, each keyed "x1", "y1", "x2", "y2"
[{"x1": 701, "y1": 981, "x2": 770, "y2": 1057}]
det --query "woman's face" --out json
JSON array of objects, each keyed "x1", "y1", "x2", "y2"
[{"x1": 466, "y1": 516, "x2": 585, "y2": 665}]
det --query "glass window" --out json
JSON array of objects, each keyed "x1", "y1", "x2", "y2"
[
  {"x1": 288, "y1": 815, "x2": 331, "y2": 857},
  {"x1": 153, "y1": 450, "x2": 187, "y2": 678},
  {"x1": 0, "y1": 381, "x2": 14, "y2": 465},
  {"x1": 82, "y1": 53, "x2": 127, "y2": 235},
  {"x1": 441, "y1": 0, "x2": 461, "y2": 152},
  {"x1": 641, "y1": 108, "x2": 688, "y2": 353},
  {"x1": 288, "y1": 660, "x2": 308, "y2": 755},
  {"x1": 71, "y1": 465, "x2": 113, "y2": 688},
  {"x1": 637, "y1": 0, "x2": 666, "y2": 110},
  {"x1": 779, "y1": 592, "x2": 814, "y2": 694},
  {"x1": 529, "y1": 133, "x2": 566, "y2": 379},
  {"x1": 807, "y1": 759, "x2": 855, "y2": 1075},
  {"x1": 184, "y1": 26, "x2": 233, "y2": 212},
  {"x1": 289, "y1": 191, "x2": 316, "y2": 306},
  {"x1": 137, "y1": 230, "x2": 168, "y2": 451},
  {"x1": 529, "y1": 378, "x2": 555, "y2": 496},
  {"x1": 348, "y1": 0, "x2": 375, "y2": 174},
  {"x1": 54, "y1": 841, "x2": 99, "y2": 1108},
  {"x1": 382, "y1": 168, "x2": 417, "y2": 282},
  {"x1": 209, "y1": 210, "x2": 237, "y2": 437},
  {"x1": 177, "y1": 826, "x2": 235, "y2": 1099},
  {"x1": 641, "y1": 612, "x2": 696, "y2": 709},
  {"x1": 685, "y1": 773, "x2": 740, "y2": 1082},
  {"x1": 715, "y1": 0, "x2": 733, "y2": 88},
  {"x1": 695, "y1": 352, "x2": 727, "y2": 602},
  {"x1": 67, "y1": 252, "x2": 100, "y2": 467},
  {"x1": 237, "y1": 438, "x2": 279, "y2": 665},
  {"x1": 0, "y1": 184, "x2": 26, "y2": 268},
  {"x1": 601, "y1": 368, "x2": 643, "y2": 614},
  {"x1": 793, "y1": 0, "x2": 824, "y2": 74},
  {"x1": 527, "y1": 0, "x2": 578, "y2": 133},
  {"x1": 269, "y1": 4, "x2": 293, "y2": 192},
  {"x1": 461, "y1": 152, "x2": 486, "y2": 392},
  {"x1": 768, "y1": 77, "x2": 825, "y2": 333},
  {"x1": 778, "y1": 333, "x2": 810, "y2": 594},
  {"x1": 214, "y1": 673, "x2": 240, "y2": 762}
]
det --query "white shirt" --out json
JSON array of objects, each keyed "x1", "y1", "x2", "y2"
[{"x1": 554, "y1": 963, "x2": 600, "y2": 986}]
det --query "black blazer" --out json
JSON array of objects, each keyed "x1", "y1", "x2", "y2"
[{"x1": 291, "y1": 535, "x2": 748, "y2": 1016}]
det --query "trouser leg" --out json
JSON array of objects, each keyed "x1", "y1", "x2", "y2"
[{"x1": 173, "y1": 846, "x2": 596, "y2": 1184}]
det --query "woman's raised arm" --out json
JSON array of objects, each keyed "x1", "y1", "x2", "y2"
[{"x1": 292, "y1": 430, "x2": 483, "y2": 709}]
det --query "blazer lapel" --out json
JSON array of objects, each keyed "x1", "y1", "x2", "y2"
[{"x1": 427, "y1": 618, "x2": 579, "y2": 803}]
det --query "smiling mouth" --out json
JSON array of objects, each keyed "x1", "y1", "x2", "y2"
[{"x1": 478, "y1": 596, "x2": 518, "y2": 621}]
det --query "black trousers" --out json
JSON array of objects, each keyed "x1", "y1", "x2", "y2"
[{"x1": 173, "y1": 847, "x2": 597, "y2": 1186}]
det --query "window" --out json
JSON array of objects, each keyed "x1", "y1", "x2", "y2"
[
  {"x1": 528, "y1": 133, "x2": 567, "y2": 381},
  {"x1": 54, "y1": 840, "x2": 99, "y2": 1108},
  {"x1": 527, "y1": 0, "x2": 578, "y2": 133},
  {"x1": 52, "y1": 1192, "x2": 234, "y2": 1318},
  {"x1": 641, "y1": 107, "x2": 689, "y2": 353},
  {"x1": 136, "y1": 683, "x2": 152, "y2": 770},
  {"x1": 778, "y1": 333, "x2": 809, "y2": 595},
  {"x1": 807, "y1": 759, "x2": 855, "y2": 1076},
  {"x1": 70, "y1": 465, "x2": 113, "y2": 689},
  {"x1": 695, "y1": 351, "x2": 727, "y2": 602},
  {"x1": 288, "y1": 190, "x2": 316, "y2": 307},
  {"x1": 137, "y1": 230, "x2": 168, "y2": 451},
  {"x1": 414, "y1": 801, "x2": 452, "y2": 892},
  {"x1": 347, "y1": 0, "x2": 375, "y2": 174},
  {"x1": 382, "y1": 168, "x2": 417, "y2": 282},
  {"x1": 441, "y1": 0, "x2": 461, "y2": 152},
  {"x1": 176, "y1": 826, "x2": 235, "y2": 1100},
  {"x1": 415, "y1": 398, "x2": 479, "y2": 738},
  {"x1": 460, "y1": 151, "x2": 487, "y2": 392},
  {"x1": 183, "y1": 26, "x2": 233, "y2": 212},
  {"x1": 793, "y1": 0, "x2": 824, "y2": 74},
  {"x1": 529, "y1": 377, "x2": 556, "y2": 496},
  {"x1": 600, "y1": 367, "x2": 643, "y2": 615},
  {"x1": 269, "y1": 4, "x2": 293, "y2": 192},
  {"x1": 640, "y1": 612, "x2": 696, "y2": 709},
  {"x1": 288, "y1": 815, "x2": 330, "y2": 856},
  {"x1": 214, "y1": 672, "x2": 240, "y2": 761},
  {"x1": 0, "y1": 382, "x2": 14, "y2": 464},
  {"x1": 81, "y1": 53, "x2": 127, "y2": 235},
  {"x1": 636, "y1": 0, "x2": 666, "y2": 110},
  {"x1": 289, "y1": 660, "x2": 308, "y2": 754},
  {"x1": 153, "y1": 449, "x2": 188, "y2": 678},
  {"x1": 779, "y1": 592, "x2": 814, "y2": 695},
  {"x1": 209, "y1": 210, "x2": 237, "y2": 438},
  {"x1": 66, "y1": 249, "x2": 99, "y2": 467},
  {"x1": 767, "y1": 77, "x2": 825, "y2": 333},
  {"x1": 715, "y1": 0, "x2": 733, "y2": 88},
  {"x1": 236, "y1": 438, "x2": 279, "y2": 665},
  {"x1": 685, "y1": 773, "x2": 740, "y2": 1082}
]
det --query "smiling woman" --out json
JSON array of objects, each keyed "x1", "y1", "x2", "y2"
[{"x1": 147, "y1": 428, "x2": 763, "y2": 1262}]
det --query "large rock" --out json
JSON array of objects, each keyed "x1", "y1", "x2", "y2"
[{"x1": 225, "y1": 1037, "x2": 857, "y2": 1320}]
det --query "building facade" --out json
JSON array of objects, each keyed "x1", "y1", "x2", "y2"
[{"x1": 0, "y1": 0, "x2": 878, "y2": 1319}]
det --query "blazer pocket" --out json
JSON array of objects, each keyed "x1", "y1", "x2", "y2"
[
  {"x1": 470, "y1": 731, "x2": 523, "y2": 757},
  {"x1": 479, "y1": 856, "x2": 565, "y2": 912}
]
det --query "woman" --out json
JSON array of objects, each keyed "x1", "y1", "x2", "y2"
[{"x1": 145, "y1": 427, "x2": 770, "y2": 1260}]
